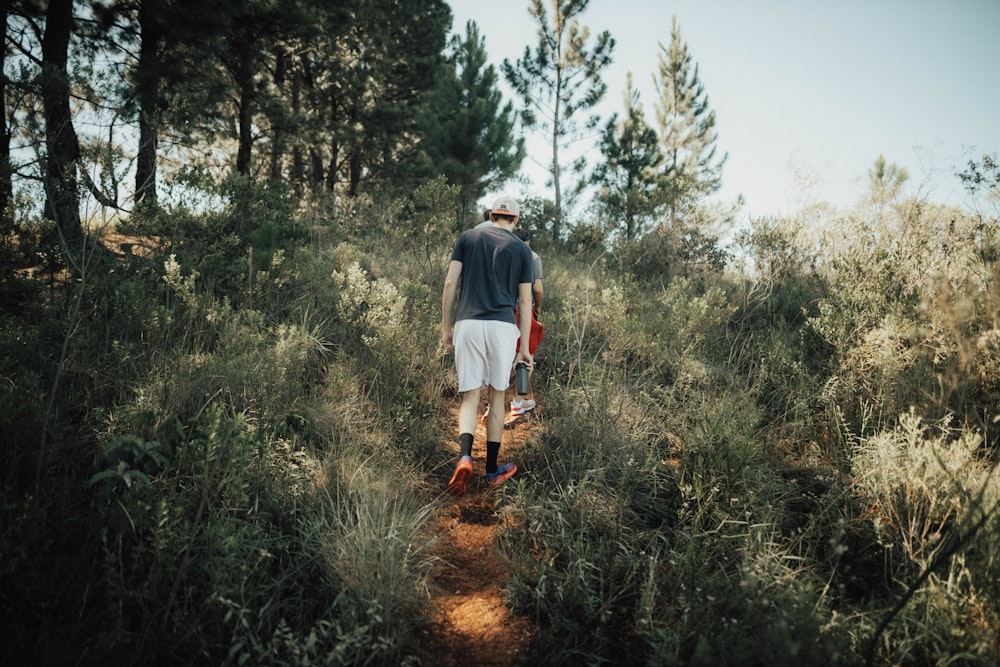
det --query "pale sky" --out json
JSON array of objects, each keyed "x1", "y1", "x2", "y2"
[{"x1": 448, "y1": 0, "x2": 1000, "y2": 220}]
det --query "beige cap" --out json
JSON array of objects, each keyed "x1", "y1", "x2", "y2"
[{"x1": 491, "y1": 196, "x2": 519, "y2": 218}]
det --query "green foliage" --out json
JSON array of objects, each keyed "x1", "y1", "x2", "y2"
[
  {"x1": 617, "y1": 219, "x2": 730, "y2": 286},
  {"x1": 654, "y1": 16, "x2": 727, "y2": 212},
  {"x1": 728, "y1": 215, "x2": 832, "y2": 433},
  {"x1": 960, "y1": 152, "x2": 1000, "y2": 197},
  {"x1": 86, "y1": 405, "x2": 331, "y2": 662},
  {"x1": 502, "y1": 0, "x2": 615, "y2": 239},
  {"x1": 593, "y1": 73, "x2": 664, "y2": 243},
  {"x1": 420, "y1": 22, "x2": 524, "y2": 225},
  {"x1": 301, "y1": 460, "x2": 437, "y2": 664},
  {"x1": 496, "y1": 165, "x2": 1000, "y2": 664},
  {"x1": 516, "y1": 195, "x2": 560, "y2": 254},
  {"x1": 0, "y1": 314, "x2": 47, "y2": 484},
  {"x1": 399, "y1": 175, "x2": 459, "y2": 270},
  {"x1": 214, "y1": 453, "x2": 437, "y2": 667},
  {"x1": 499, "y1": 359, "x2": 849, "y2": 665},
  {"x1": 122, "y1": 173, "x2": 305, "y2": 301},
  {"x1": 807, "y1": 193, "x2": 999, "y2": 436},
  {"x1": 328, "y1": 254, "x2": 448, "y2": 461},
  {"x1": 332, "y1": 261, "x2": 408, "y2": 349},
  {"x1": 4, "y1": 136, "x2": 1000, "y2": 667},
  {"x1": 499, "y1": 379, "x2": 681, "y2": 662},
  {"x1": 130, "y1": 254, "x2": 327, "y2": 425},
  {"x1": 958, "y1": 153, "x2": 1000, "y2": 265}
]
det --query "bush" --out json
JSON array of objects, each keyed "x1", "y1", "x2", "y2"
[
  {"x1": 499, "y1": 379, "x2": 680, "y2": 663},
  {"x1": 852, "y1": 411, "x2": 1000, "y2": 663},
  {"x1": 85, "y1": 405, "x2": 331, "y2": 662}
]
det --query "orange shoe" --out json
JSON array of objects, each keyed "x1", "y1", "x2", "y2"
[{"x1": 447, "y1": 456, "x2": 474, "y2": 496}]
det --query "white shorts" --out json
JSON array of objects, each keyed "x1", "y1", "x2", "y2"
[{"x1": 453, "y1": 319, "x2": 520, "y2": 393}]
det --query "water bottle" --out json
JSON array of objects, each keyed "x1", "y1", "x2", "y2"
[{"x1": 515, "y1": 361, "x2": 529, "y2": 395}]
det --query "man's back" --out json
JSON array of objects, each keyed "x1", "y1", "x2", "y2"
[{"x1": 451, "y1": 225, "x2": 532, "y2": 324}]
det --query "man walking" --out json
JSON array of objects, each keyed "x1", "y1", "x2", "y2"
[
  {"x1": 440, "y1": 196, "x2": 534, "y2": 495},
  {"x1": 510, "y1": 228, "x2": 544, "y2": 417}
]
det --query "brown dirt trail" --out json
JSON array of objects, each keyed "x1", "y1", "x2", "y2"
[{"x1": 418, "y1": 394, "x2": 541, "y2": 666}]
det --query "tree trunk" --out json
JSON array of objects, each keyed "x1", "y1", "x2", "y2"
[
  {"x1": 324, "y1": 91, "x2": 342, "y2": 191},
  {"x1": 551, "y1": 62, "x2": 563, "y2": 243},
  {"x1": 234, "y1": 28, "x2": 254, "y2": 176},
  {"x1": 41, "y1": 0, "x2": 83, "y2": 253},
  {"x1": 135, "y1": 0, "x2": 160, "y2": 208},
  {"x1": 348, "y1": 150, "x2": 361, "y2": 197},
  {"x1": 310, "y1": 148, "x2": 324, "y2": 189},
  {"x1": 344, "y1": 101, "x2": 362, "y2": 195},
  {"x1": 1, "y1": 8, "x2": 13, "y2": 234},
  {"x1": 268, "y1": 46, "x2": 286, "y2": 181},
  {"x1": 289, "y1": 60, "x2": 303, "y2": 195},
  {"x1": 551, "y1": 125, "x2": 561, "y2": 242}
]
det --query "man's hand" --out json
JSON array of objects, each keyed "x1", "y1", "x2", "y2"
[
  {"x1": 516, "y1": 350, "x2": 534, "y2": 372},
  {"x1": 440, "y1": 328, "x2": 454, "y2": 352}
]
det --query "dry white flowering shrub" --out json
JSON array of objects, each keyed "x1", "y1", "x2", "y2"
[{"x1": 331, "y1": 261, "x2": 406, "y2": 348}]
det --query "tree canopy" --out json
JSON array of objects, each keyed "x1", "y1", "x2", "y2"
[
  {"x1": 654, "y1": 15, "x2": 726, "y2": 223},
  {"x1": 593, "y1": 72, "x2": 663, "y2": 244},
  {"x1": 501, "y1": 0, "x2": 615, "y2": 242},
  {"x1": 420, "y1": 20, "x2": 524, "y2": 226}
]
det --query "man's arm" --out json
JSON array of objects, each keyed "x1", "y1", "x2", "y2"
[
  {"x1": 440, "y1": 260, "x2": 462, "y2": 351},
  {"x1": 531, "y1": 254, "x2": 543, "y2": 318},
  {"x1": 532, "y1": 277, "x2": 543, "y2": 318}
]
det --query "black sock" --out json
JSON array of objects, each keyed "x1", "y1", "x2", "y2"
[
  {"x1": 485, "y1": 441, "x2": 500, "y2": 474},
  {"x1": 459, "y1": 433, "x2": 474, "y2": 459}
]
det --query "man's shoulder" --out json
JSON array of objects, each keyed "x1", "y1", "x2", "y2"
[{"x1": 456, "y1": 226, "x2": 484, "y2": 243}]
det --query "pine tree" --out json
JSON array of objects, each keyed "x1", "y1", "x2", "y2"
[
  {"x1": 421, "y1": 20, "x2": 524, "y2": 226},
  {"x1": 290, "y1": 0, "x2": 449, "y2": 197},
  {"x1": 91, "y1": 0, "x2": 249, "y2": 206},
  {"x1": 654, "y1": 15, "x2": 726, "y2": 223},
  {"x1": 593, "y1": 73, "x2": 663, "y2": 244},
  {"x1": 502, "y1": 0, "x2": 614, "y2": 243},
  {"x1": 868, "y1": 154, "x2": 909, "y2": 202}
]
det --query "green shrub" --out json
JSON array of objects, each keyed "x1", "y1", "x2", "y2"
[
  {"x1": 399, "y1": 175, "x2": 459, "y2": 273},
  {"x1": 299, "y1": 459, "x2": 437, "y2": 666},
  {"x1": 616, "y1": 218, "x2": 730, "y2": 287},
  {"x1": 636, "y1": 524, "x2": 849, "y2": 667},
  {"x1": 87, "y1": 404, "x2": 331, "y2": 661},
  {"x1": 328, "y1": 258, "x2": 449, "y2": 460},
  {"x1": 807, "y1": 203, "x2": 997, "y2": 439},
  {"x1": 499, "y1": 371, "x2": 854, "y2": 665},
  {"x1": 500, "y1": 381, "x2": 679, "y2": 662},
  {"x1": 0, "y1": 316, "x2": 46, "y2": 484}
]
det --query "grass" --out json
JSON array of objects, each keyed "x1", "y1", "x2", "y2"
[{"x1": 2, "y1": 183, "x2": 999, "y2": 665}]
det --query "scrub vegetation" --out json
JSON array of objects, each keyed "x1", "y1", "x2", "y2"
[
  {"x1": 3, "y1": 163, "x2": 999, "y2": 665},
  {"x1": 2, "y1": 1, "x2": 998, "y2": 664}
]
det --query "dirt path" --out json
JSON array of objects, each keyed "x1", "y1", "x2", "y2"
[{"x1": 420, "y1": 393, "x2": 541, "y2": 666}]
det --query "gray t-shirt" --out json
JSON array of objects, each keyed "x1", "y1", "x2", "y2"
[
  {"x1": 450, "y1": 226, "x2": 533, "y2": 325},
  {"x1": 530, "y1": 251, "x2": 542, "y2": 284}
]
